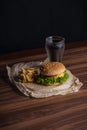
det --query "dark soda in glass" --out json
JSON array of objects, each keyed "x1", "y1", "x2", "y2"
[{"x1": 45, "y1": 36, "x2": 65, "y2": 62}]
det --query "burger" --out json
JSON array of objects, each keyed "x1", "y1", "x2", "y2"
[{"x1": 35, "y1": 62, "x2": 69, "y2": 85}]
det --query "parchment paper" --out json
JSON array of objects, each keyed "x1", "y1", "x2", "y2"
[{"x1": 6, "y1": 61, "x2": 83, "y2": 98}]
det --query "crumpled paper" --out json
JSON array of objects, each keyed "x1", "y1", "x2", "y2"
[{"x1": 6, "y1": 61, "x2": 83, "y2": 98}]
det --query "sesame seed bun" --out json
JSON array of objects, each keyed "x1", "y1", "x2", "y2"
[{"x1": 40, "y1": 62, "x2": 66, "y2": 76}]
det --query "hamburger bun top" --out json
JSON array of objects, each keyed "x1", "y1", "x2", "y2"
[{"x1": 40, "y1": 62, "x2": 66, "y2": 76}]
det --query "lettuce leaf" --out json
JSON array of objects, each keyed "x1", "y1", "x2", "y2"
[{"x1": 35, "y1": 72, "x2": 69, "y2": 85}]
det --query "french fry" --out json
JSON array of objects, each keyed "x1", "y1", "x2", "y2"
[{"x1": 19, "y1": 67, "x2": 36, "y2": 83}]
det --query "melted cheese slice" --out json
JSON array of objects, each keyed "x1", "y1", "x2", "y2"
[{"x1": 59, "y1": 73, "x2": 64, "y2": 77}]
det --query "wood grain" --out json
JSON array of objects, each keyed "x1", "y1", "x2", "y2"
[{"x1": 0, "y1": 41, "x2": 87, "y2": 130}]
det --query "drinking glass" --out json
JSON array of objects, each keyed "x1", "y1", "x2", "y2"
[{"x1": 45, "y1": 36, "x2": 65, "y2": 62}]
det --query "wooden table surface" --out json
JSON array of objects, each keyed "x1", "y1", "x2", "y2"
[{"x1": 0, "y1": 41, "x2": 87, "y2": 130}]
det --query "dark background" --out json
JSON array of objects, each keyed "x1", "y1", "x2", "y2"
[{"x1": 1, "y1": 0, "x2": 87, "y2": 54}]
